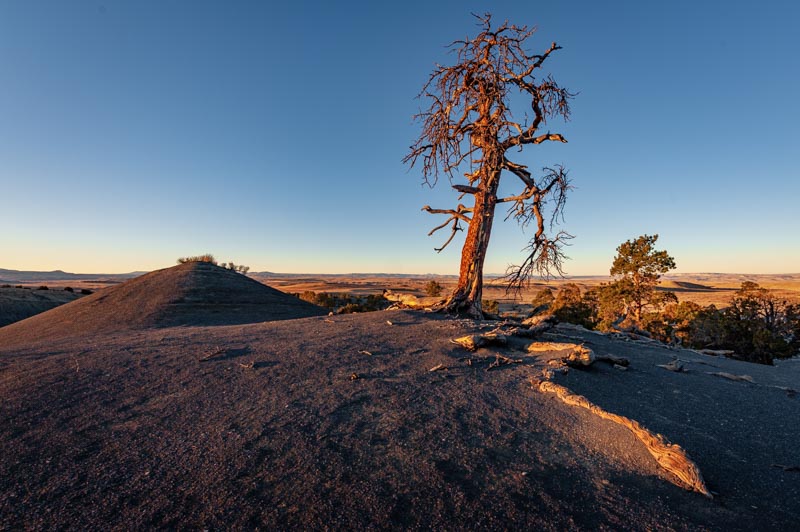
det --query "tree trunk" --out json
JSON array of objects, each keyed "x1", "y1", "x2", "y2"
[
  {"x1": 632, "y1": 272, "x2": 643, "y2": 323},
  {"x1": 444, "y1": 169, "x2": 501, "y2": 317}
]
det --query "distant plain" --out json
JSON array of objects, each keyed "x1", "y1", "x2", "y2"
[{"x1": 252, "y1": 272, "x2": 800, "y2": 312}]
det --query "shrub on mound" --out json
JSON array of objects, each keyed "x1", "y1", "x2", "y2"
[{"x1": 177, "y1": 254, "x2": 217, "y2": 265}]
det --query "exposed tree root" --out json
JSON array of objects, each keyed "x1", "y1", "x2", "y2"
[
  {"x1": 526, "y1": 342, "x2": 596, "y2": 367},
  {"x1": 487, "y1": 354, "x2": 523, "y2": 371},
  {"x1": 597, "y1": 353, "x2": 630, "y2": 367},
  {"x1": 657, "y1": 360, "x2": 686, "y2": 373},
  {"x1": 771, "y1": 464, "x2": 800, "y2": 472},
  {"x1": 437, "y1": 296, "x2": 486, "y2": 320},
  {"x1": 696, "y1": 349, "x2": 735, "y2": 357},
  {"x1": 452, "y1": 333, "x2": 508, "y2": 351},
  {"x1": 706, "y1": 371, "x2": 754, "y2": 383},
  {"x1": 531, "y1": 378, "x2": 712, "y2": 498},
  {"x1": 521, "y1": 314, "x2": 558, "y2": 328}
]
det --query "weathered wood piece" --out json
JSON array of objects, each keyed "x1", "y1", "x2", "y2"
[
  {"x1": 487, "y1": 354, "x2": 523, "y2": 371},
  {"x1": 526, "y1": 341, "x2": 576, "y2": 352},
  {"x1": 521, "y1": 314, "x2": 558, "y2": 328},
  {"x1": 383, "y1": 290, "x2": 425, "y2": 308},
  {"x1": 657, "y1": 360, "x2": 686, "y2": 373},
  {"x1": 452, "y1": 333, "x2": 508, "y2": 351},
  {"x1": 597, "y1": 354, "x2": 630, "y2": 367},
  {"x1": 697, "y1": 349, "x2": 735, "y2": 357},
  {"x1": 706, "y1": 371, "x2": 754, "y2": 383},
  {"x1": 526, "y1": 341, "x2": 596, "y2": 367},
  {"x1": 533, "y1": 379, "x2": 712, "y2": 498}
]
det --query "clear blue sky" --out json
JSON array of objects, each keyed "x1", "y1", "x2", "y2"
[{"x1": 1, "y1": 1, "x2": 798, "y2": 275}]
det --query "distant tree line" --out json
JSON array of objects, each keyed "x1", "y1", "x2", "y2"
[
  {"x1": 296, "y1": 291, "x2": 390, "y2": 314},
  {"x1": 531, "y1": 235, "x2": 800, "y2": 365}
]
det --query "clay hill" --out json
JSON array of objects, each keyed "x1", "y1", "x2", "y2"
[
  {"x1": 0, "y1": 261, "x2": 327, "y2": 347},
  {"x1": 1, "y1": 265, "x2": 799, "y2": 529}
]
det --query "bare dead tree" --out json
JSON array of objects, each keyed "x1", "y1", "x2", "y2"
[{"x1": 404, "y1": 13, "x2": 575, "y2": 317}]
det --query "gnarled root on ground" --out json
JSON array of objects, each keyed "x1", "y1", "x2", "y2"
[
  {"x1": 531, "y1": 378, "x2": 712, "y2": 498},
  {"x1": 527, "y1": 342, "x2": 596, "y2": 367},
  {"x1": 706, "y1": 371, "x2": 754, "y2": 383},
  {"x1": 452, "y1": 333, "x2": 508, "y2": 351}
]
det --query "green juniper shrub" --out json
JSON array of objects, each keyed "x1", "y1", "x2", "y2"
[
  {"x1": 550, "y1": 283, "x2": 594, "y2": 328},
  {"x1": 364, "y1": 293, "x2": 390, "y2": 311},
  {"x1": 338, "y1": 303, "x2": 366, "y2": 314},
  {"x1": 650, "y1": 301, "x2": 702, "y2": 344},
  {"x1": 682, "y1": 282, "x2": 799, "y2": 365},
  {"x1": 607, "y1": 234, "x2": 677, "y2": 327},
  {"x1": 425, "y1": 280, "x2": 444, "y2": 297},
  {"x1": 530, "y1": 287, "x2": 555, "y2": 315}
]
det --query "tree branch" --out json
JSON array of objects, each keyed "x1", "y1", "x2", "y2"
[
  {"x1": 422, "y1": 204, "x2": 473, "y2": 253},
  {"x1": 452, "y1": 184, "x2": 479, "y2": 194},
  {"x1": 434, "y1": 219, "x2": 463, "y2": 253},
  {"x1": 502, "y1": 158, "x2": 534, "y2": 188},
  {"x1": 421, "y1": 204, "x2": 472, "y2": 223}
]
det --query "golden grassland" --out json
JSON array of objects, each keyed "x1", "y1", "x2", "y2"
[
  {"x1": 11, "y1": 272, "x2": 800, "y2": 312},
  {"x1": 253, "y1": 273, "x2": 800, "y2": 312}
]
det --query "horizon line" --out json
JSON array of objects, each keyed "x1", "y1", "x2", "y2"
[{"x1": 3, "y1": 266, "x2": 800, "y2": 279}]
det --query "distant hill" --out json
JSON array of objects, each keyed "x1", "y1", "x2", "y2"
[
  {"x1": 0, "y1": 268, "x2": 144, "y2": 284},
  {"x1": 0, "y1": 286, "x2": 83, "y2": 328},
  {"x1": 0, "y1": 261, "x2": 327, "y2": 345}
]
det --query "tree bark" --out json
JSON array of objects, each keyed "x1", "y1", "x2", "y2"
[{"x1": 444, "y1": 169, "x2": 501, "y2": 317}]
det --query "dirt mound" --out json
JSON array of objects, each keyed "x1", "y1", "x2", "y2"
[
  {"x1": 1, "y1": 312, "x2": 799, "y2": 529},
  {"x1": 0, "y1": 262, "x2": 326, "y2": 347}
]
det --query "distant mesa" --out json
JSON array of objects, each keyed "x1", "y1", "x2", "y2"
[
  {"x1": 658, "y1": 280, "x2": 716, "y2": 291},
  {"x1": 0, "y1": 267, "x2": 141, "y2": 283},
  {"x1": 0, "y1": 261, "x2": 327, "y2": 346}
]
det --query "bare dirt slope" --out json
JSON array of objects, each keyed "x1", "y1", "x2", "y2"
[
  {"x1": 0, "y1": 262, "x2": 327, "y2": 345},
  {"x1": 2, "y1": 308, "x2": 800, "y2": 529},
  {"x1": 0, "y1": 287, "x2": 82, "y2": 328}
]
